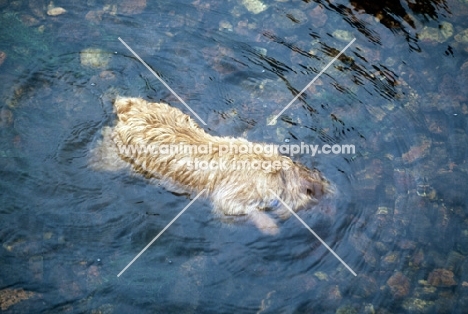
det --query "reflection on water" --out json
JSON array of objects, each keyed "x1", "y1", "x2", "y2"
[
  {"x1": 0, "y1": 0, "x2": 468, "y2": 312},
  {"x1": 315, "y1": 0, "x2": 452, "y2": 51}
]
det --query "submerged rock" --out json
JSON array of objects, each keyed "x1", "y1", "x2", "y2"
[
  {"x1": 242, "y1": 0, "x2": 267, "y2": 14},
  {"x1": 431, "y1": 171, "x2": 468, "y2": 205},
  {"x1": 333, "y1": 29, "x2": 354, "y2": 42},
  {"x1": 166, "y1": 255, "x2": 206, "y2": 313},
  {"x1": 0, "y1": 108, "x2": 13, "y2": 127},
  {"x1": 90, "y1": 304, "x2": 115, "y2": 313},
  {"x1": 410, "y1": 249, "x2": 425, "y2": 268},
  {"x1": 257, "y1": 290, "x2": 276, "y2": 313},
  {"x1": 29, "y1": 255, "x2": 44, "y2": 282},
  {"x1": 387, "y1": 271, "x2": 410, "y2": 298},
  {"x1": 424, "y1": 113, "x2": 447, "y2": 135},
  {"x1": 80, "y1": 48, "x2": 111, "y2": 68},
  {"x1": 0, "y1": 12, "x2": 49, "y2": 59},
  {"x1": 313, "y1": 271, "x2": 328, "y2": 281},
  {"x1": 455, "y1": 29, "x2": 468, "y2": 43},
  {"x1": 28, "y1": 0, "x2": 46, "y2": 19},
  {"x1": 20, "y1": 14, "x2": 40, "y2": 26},
  {"x1": 0, "y1": 50, "x2": 6, "y2": 67},
  {"x1": 402, "y1": 298, "x2": 435, "y2": 313},
  {"x1": 281, "y1": 9, "x2": 308, "y2": 27},
  {"x1": 47, "y1": 2, "x2": 66, "y2": 16},
  {"x1": 419, "y1": 29, "x2": 438, "y2": 42},
  {"x1": 440, "y1": 22, "x2": 454, "y2": 40},
  {"x1": 85, "y1": 10, "x2": 105, "y2": 23},
  {"x1": 0, "y1": 288, "x2": 37, "y2": 311},
  {"x1": 352, "y1": 275, "x2": 378, "y2": 298},
  {"x1": 402, "y1": 138, "x2": 431, "y2": 164},
  {"x1": 419, "y1": 22, "x2": 453, "y2": 43},
  {"x1": 336, "y1": 304, "x2": 358, "y2": 314},
  {"x1": 427, "y1": 269, "x2": 457, "y2": 287},
  {"x1": 445, "y1": 250, "x2": 465, "y2": 273},
  {"x1": 309, "y1": 5, "x2": 327, "y2": 27},
  {"x1": 118, "y1": 0, "x2": 147, "y2": 15},
  {"x1": 47, "y1": 7, "x2": 66, "y2": 16},
  {"x1": 381, "y1": 252, "x2": 401, "y2": 269}
]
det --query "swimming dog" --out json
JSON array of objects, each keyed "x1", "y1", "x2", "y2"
[{"x1": 90, "y1": 97, "x2": 333, "y2": 234}]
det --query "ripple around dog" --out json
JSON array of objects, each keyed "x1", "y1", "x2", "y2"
[{"x1": 90, "y1": 97, "x2": 334, "y2": 234}]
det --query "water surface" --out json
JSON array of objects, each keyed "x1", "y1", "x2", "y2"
[{"x1": 1, "y1": 0, "x2": 468, "y2": 312}]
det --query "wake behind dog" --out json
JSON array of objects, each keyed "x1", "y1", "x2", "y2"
[{"x1": 90, "y1": 97, "x2": 334, "y2": 234}]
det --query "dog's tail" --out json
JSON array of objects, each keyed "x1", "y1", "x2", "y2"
[{"x1": 113, "y1": 96, "x2": 135, "y2": 116}]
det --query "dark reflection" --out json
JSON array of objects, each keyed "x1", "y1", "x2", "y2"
[
  {"x1": 259, "y1": 30, "x2": 399, "y2": 109},
  {"x1": 307, "y1": 0, "x2": 450, "y2": 51},
  {"x1": 320, "y1": 43, "x2": 399, "y2": 99}
]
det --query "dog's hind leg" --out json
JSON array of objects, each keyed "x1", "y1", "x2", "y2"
[
  {"x1": 89, "y1": 126, "x2": 128, "y2": 171},
  {"x1": 249, "y1": 210, "x2": 279, "y2": 235}
]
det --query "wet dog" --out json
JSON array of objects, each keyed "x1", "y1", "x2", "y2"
[{"x1": 90, "y1": 97, "x2": 333, "y2": 234}]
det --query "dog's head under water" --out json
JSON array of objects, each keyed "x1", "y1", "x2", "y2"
[
  {"x1": 266, "y1": 161, "x2": 335, "y2": 217},
  {"x1": 231, "y1": 161, "x2": 335, "y2": 234},
  {"x1": 299, "y1": 164, "x2": 334, "y2": 201}
]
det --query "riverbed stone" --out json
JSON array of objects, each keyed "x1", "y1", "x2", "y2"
[
  {"x1": 242, "y1": 0, "x2": 267, "y2": 14},
  {"x1": 80, "y1": 48, "x2": 110, "y2": 68}
]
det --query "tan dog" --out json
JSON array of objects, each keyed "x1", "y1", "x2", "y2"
[{"x1": 90, "y1": 97, "x2": 333, "y2": 234}]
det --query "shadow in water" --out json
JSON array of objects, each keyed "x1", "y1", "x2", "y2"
[{"x1": 309, "y1": 0, "x2": 450, "y2": 51}]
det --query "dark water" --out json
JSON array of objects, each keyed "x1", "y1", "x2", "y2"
[{"x1": 1, "y1": 0, "x2": 468, "y2": 312}]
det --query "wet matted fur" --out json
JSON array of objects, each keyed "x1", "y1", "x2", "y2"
[{"x1": 90, "y1": 97, "x2": 334, "y2": 234}]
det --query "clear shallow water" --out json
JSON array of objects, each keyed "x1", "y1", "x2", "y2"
[{"x1": 0, "y1": 0, "x2": 467, "y2": 312}]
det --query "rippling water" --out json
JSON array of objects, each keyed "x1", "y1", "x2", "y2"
[{"x1": 1, "y1": 0, "x2": 468, "y2": 312}]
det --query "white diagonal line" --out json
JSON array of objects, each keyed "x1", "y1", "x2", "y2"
[
  {"x1": 117, "y1": 189, "x2": 206, "y2": 277},
  {"x1": 268, "y1": 38, "x2": 356, "y2": 125},
  {"x1": 269, "y1": 189, "x2": 357, "y2": 276},
  {"x1": 118, "y1": 37, "x2": 207, "y2": 126}
]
